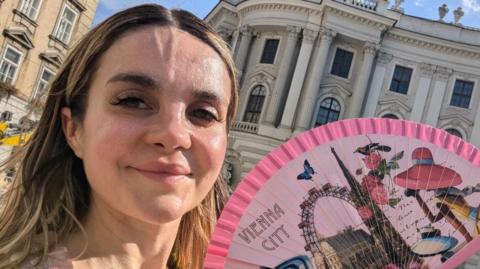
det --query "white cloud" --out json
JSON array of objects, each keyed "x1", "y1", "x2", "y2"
[
  {"x1": 414, "y1": 0, "x2": 426, "y2": 7},
  {"x1": 462, "y1": 0, "x2": 480, "y2": 13}
]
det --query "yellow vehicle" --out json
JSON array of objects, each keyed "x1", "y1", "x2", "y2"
[{"x1": 0, "y1": 121, "x2": 32, "y2": 146}]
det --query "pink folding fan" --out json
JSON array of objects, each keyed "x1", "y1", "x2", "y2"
[{"x1": 205, "y1": 118, "x2": 480, "y2": 269}]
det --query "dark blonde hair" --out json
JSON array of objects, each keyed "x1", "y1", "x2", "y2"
[{"x1": 0, "y1": 4, "x2": 237, "y2": 269}]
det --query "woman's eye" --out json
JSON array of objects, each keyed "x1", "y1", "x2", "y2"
[
  {"x1": 113, "y1": 96, "x2": 149, "y2": 109},
  {"x1": 190, "y1": 108, "x2": 219, "y2": 124}
]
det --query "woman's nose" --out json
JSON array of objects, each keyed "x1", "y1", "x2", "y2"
[{"x1": 143, "y1": 110, "x2": 192, "y2": 152}]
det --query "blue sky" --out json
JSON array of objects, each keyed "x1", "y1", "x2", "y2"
[{"x1": 92, "y1": 0, "x2": 480, "y2": 28}]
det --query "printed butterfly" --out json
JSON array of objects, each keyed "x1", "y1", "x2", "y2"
[{"x1": 297, "y1": 160, "x2": 315, "y2": 180}]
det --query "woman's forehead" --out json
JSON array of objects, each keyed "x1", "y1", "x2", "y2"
[
  {"x1": 108, "y1": 26, "x2": 220, "y2": 65},
  {"x1": 94, "y1": 26, "x2": 230, "y2": 91}
]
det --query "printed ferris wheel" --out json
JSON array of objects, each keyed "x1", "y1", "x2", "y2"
[{"x1": 205, "y1": 118, "x2": 480, "y2": 269}]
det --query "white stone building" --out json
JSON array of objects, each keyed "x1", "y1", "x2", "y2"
[{"x1": 206, "y1": 0, "x2": 480, "y2": 189}]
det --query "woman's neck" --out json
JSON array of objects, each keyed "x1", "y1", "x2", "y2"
[{"x1": 64, "y1": 196, "x2": 181, "y2": 269}]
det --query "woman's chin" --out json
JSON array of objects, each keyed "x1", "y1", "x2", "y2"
[{"x1": 135, "y1": 195, "x2": 189, "y2": 224}]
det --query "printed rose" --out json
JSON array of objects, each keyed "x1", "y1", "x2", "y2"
[
  {"x1": 361, "y1": 175, "x2": 382, "y2": 192},
  {"x1": 370, "y1": 185, "x2": 389, "y2": 205},
  {"x1": 363, "y1": 152, "x2": 382, "y2": 169},
  {"x1": 358, "y1": 206, "x2": 373, "y2": 221}
]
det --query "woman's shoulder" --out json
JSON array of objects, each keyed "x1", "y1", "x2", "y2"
[{"x1": 22, "y1": 246, "x2": 73, "y2": 269}]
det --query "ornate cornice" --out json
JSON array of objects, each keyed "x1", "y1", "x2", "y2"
[
  {"x1": 386, "y1": 31, "x2": 480, "y2": 59},
  {"x1": 319, "y1": 84, "x2": 352, "y2": 99},
  {"x1": 438, "y1": 113, "x2": 473, "y2": 127},
  {"x1": 238, "y1": 3, "x2": 321, "y2": 17},
  {"x1": 324, "y1": 6, "x2": 389, "y2": 31},
  {"x1": 247, "y1": 69, "x2": 275, "y2": 85},
  {"x1": 208, "y1": 5, "x2": 238, "y2": 26},
  {"x1": 3, "y1": 28, "x2": 33, "y2": 49},
  {"x1": 378, "y1": 97, "x2": 411, "y2": 112}
]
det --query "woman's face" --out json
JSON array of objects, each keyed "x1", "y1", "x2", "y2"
[{"x1": 62, "y1": 26, "x2": 231, "y2": 224}]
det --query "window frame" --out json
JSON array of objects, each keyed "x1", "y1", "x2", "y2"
[
  {"x1": 445, "y1": 128, "x2": 463, "y2": 139},
  {"x1": 313, "y1": 97, "x2": 341, "y2": 127},
  {"x1": 242, "y1": 85, "x2": 267, "y2": 124},
  {"x1": 449, "y1": 79, "x2": 474, "y2": 109},
  {"x1": 53, "y1": 3, "x2": 79, "y2": 45},
  {"x1": 0, "y1": 45, "x2": 23, "y2": 85},
  {"x1": 259, "y1": 38, "x2": 280, "y2": 64},
  {"x1": 329, "y1": 47, "x2": 355, "y2": 79},
  {"x1": 32, "y1": 66, "x2": 55, "y2": 99},
  {"x1": 381, "y1": 113, "x2": 400, "y2": 119},
  {"x1": 19, "y1": 0, "x2": 43, "y2": 21},
  {"x1": 389, "y1": 65, "x2": 413, "y2": 95}
]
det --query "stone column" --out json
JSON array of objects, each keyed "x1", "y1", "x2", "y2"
[
  {"x1": 347, "y1": 42, "x2": 378, "y2": 118},
  {"x1": 294, "y1": 27, "x2": 336, "y2": 132},
  {"x1": 264, "y1": 25, "x2": 300, "y2": 125},
  {"x1": 279, "y1": 29, "x2": 318, "y2": 129},
  {"x1": 410, "y1": 63, "x2": 436, "y2": 122},
  {"x1": 362, "y1": 52, "x2": 392, "y2": 117},
  {"x1": 230, "y1": 29, "x2": 239, "y2": 54},
  {"x1": 235, "y1": 25, "x2": 254, "y2": 77},
  {"x1": 424, "y1": 66, "x2": 452, "y2": 126}
]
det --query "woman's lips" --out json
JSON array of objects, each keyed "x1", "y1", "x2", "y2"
[
  {"x1": 132, "y1": 163, "x2": 192, "y2": 184},
  {"x1": 135, "y1": 169, "x2": 189, "y2": 184}
]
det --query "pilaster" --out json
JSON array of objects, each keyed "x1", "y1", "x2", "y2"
[
  {"x1": 410, "y1": 63, "x2": 436, "y2": 122},
  {"x1": 347, "y1": 41, "x2": 378, "y2": 118},
  {"x1": 280, "y1": 28, "x2": 318, "y2": 129},
  {"x1": 264, "y1": 25, "x2": 300, "y2": 125},
  {"x1": 294, "y1": 27, "x2": 336, "y2": 131},
  {"x1": 363, "y1": 51, "x2": 393, "y2": 117},
  {"x1": 424, "y1": 66, "x2": 453, "y2": 126}
]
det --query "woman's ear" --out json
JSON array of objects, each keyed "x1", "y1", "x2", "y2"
[{"x1": 61, "y1": 107, "x2": 84, "y2": 158}]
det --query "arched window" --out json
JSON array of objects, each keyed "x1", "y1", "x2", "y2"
[
  {"x1": 446, "y1": 128, "x2": 462, "y2": 139},
  {"x1": 243, "y1": 85, "x2": 266, "y2": 123},
  {"x1": 315, "y1": 98, "x2": 341, "y2": 127},
  {"x1": 382, "y1": 114, "x2": 399, "y2": 119}
]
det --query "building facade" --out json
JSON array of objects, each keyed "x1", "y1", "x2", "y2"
[
  {"x1": 206, "y1": 0, "x2": 480, "y2": 188},
  {"x1": 0, "y1": 0, "x2": 99, "y2": 122},
  {"x1": 0, "y1": 0, "x2": 99, "y2": 161}
]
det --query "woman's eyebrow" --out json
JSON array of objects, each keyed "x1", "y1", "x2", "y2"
[
  {"x1": 106, "y1": 72, "x2": 158, "y2": 89},
  {"x1": 193, "y1": 90, "x2": 228, "y2": 107}
]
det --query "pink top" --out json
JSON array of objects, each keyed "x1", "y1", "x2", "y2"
[{"x1": 22, "y1": 247, "x2": 73, "y2": 269}]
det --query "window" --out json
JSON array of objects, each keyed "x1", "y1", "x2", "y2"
[
  {"x1": 0, "y1": 46, "x2": 22, "y2": 84},
  {"x1": 260, "y1": 39, "x2": 279, "y2": 64},
  {"x1": 20, "y1": 0, "x2": 42, "y2": 21},
  {"x1": 446, "y1": 128, "x2": 462, "y2": 138},
  {"x1": 330, "y1": 48, "x2": 354, "y2": 78},
  {"x1": 389, "y1": 65, "x2": 413, "y2": 94},
  {"x1": 315, "y1": 98, "x2": 340, "y2": 127},
  {"x1": 0, "y1": 111, "x2": 12, "y2": 121},
  {"x1": 33, "y1": 67, "x2": 54, "y2": 99},
  {"x1": 382, "y1": 114, "x2": 399, "y2": 119},
  {"x1": 450, "y1": 80, "x2": 474, "y2": 109},
  {"x1": 54, "y1": 5, "x2": 78, "y2": 44},
  {"x1": 243, "y1": 85, "x2": 266, "y2": 123}
]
